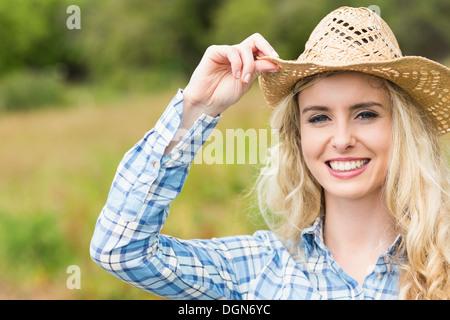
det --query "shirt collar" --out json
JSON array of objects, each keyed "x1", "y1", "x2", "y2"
[
  {"x1": 300, "y1": 214, "x2": 327, "y2": 256},
  {"x1": 300, "y1": 213, "x2": 403, "y2": 259}
]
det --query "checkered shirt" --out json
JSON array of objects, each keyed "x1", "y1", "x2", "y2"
[{"x1": 90, "y1": 89, "x2": 401, "y2": 300}]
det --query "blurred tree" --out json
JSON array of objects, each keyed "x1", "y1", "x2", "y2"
[
  {"x1": 374, "y1": 0, "x2": 450, "y2": 61},
  {"x1": 270, "y1": 0, "x2": 339, "y2": 59},
  {"x1": 0, "y1": 0, "x2": 87, "y2": 79},
  {"x1": 209, "y1": 0, "x2": 449, "y2": 62},
  {"x1": 80, "y1": 0, "x2": 224, "y2": 86},
  {"x1": 0, "y1": 0, "x2": 448, "y2": 108},
  {"x1": 209, "y1": 0, "x2": 276, "y2": 45},
  {"x1": 168, "y1": 0, "x2": 225, "y2": 75}
]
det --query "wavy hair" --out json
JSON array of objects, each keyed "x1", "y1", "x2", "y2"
[{"x1": 255, "y1": 71, "x2": 449, "y2": 299}]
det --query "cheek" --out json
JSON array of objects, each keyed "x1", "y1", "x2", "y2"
[
  {"x1": 300, "y1": 128, "x2": 326, "y2": 167},
  {"x1": 364, "y1": 120, "x2": 392, "y2": 160}
]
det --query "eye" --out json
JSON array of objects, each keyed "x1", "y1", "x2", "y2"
[
  {"x1": 356, "y1": 111, "x2": 379, "y2": 120},
  {"x1": 308, "y1": 114, "x2": 330, "y2": 124}
]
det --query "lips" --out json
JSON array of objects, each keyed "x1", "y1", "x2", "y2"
[{"x1": 325, "y1": 158, "x2": 371, "y2": 179}]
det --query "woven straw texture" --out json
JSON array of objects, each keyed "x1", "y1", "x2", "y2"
[{"x1": 259, "y1": 7, "x2": 450, "y2": 134}]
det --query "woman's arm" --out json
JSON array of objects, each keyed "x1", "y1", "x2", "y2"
[
  {"x1": 90, "y1": 35, "x2": 281, "y2": 299},
  {"x1": 90, "y1": 91, "x2": 280, "y2": 299}
]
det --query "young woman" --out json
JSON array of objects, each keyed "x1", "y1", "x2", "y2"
[{"x1": 90, "y1": 7, "x2": 449, "y2": 299}]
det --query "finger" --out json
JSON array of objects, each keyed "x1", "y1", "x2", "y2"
[
  {"x1": 254, "y1": 59, "x2": 280, "y2": 74},
  {"x1": 242, "y1": 61, "x2": 280, "y2": 86},
  {"x1": 244, "y1": 33, "x2": 279, "y2": 58},
  {"x1": 239, "y1": 34, "x2": 280, "y2": 83},
  {"x1": 226, "y1": 46, "x2": 243, "y2": 79},
  {"x1": 238, "y1": 45, "x2": 256, "y2": 84},
  {"x1": 206, "y1": 45, "x2": 242, "y2": 79}
]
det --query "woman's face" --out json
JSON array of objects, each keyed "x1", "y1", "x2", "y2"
[{"x1": 298, "y1": 72, "x2": 392, "y2": 201}]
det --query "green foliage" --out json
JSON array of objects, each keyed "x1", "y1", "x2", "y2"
[
  {"x1": 0, "y1": 0, "x2": 448, "y2": 109},
  {"x1": 373, "y1": 0, "x2": 450, "y2": 60},
  {"x1": 0, "y1": 211, "x2": 73, "y2": 281},
  {"x1": 210, "y1": 0, "x2": 275, "y2": 44},
  {"x1": 0, "y1": 0, "x2": 84, "y2": 74},
  {"x1": 79, "y1": 0, "x2": 221, "y2": 83},
  {"x1": 0, "y1": 69, "x2": 65, "y2": 111}
]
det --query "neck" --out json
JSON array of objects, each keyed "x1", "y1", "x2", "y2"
[{"x1": 323, "y1": 188, "x2": 397, "y2": 257}]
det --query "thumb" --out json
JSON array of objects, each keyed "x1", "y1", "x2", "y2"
[
  {"x1": 253, "y1": 59, "x2": 280, "y2": 79},
  {"x1": 255, "y1": 59, "x2": 280, "y2": 74}
]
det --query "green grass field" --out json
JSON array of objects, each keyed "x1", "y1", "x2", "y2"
[{"x1": 0, "y1": 85, "x2": 272, "y2": 299}]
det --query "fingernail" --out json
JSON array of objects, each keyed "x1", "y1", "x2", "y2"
[
  {"x1": 271, "y1": 50, "x2": 280, "y2": 58},
  {"x1": 235, "y1": 71, "x2": 241, "y2": 79},
  {"x1": 244, "y1": 73, "x2": 252, "y2": 83}
]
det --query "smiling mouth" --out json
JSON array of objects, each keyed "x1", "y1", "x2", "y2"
[{"x1": 326, "y1": 159, "x2": 370, "y2": 172}]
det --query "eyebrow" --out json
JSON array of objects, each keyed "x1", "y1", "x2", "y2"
[{"x1": 301, "y1": 102, "x2": 384, "y2": 115}]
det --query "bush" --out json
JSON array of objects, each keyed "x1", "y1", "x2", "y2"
[
  {"x1": 0, "y1": 211, "x2": 73, "y2": 281},
  {"x1": 0, "y1": 69, "x2": 66, "y2": 112}
]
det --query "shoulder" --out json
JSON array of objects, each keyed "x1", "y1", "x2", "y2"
[
  {"x1": 193, "y1": 229, "x2": 288, "y2": 260},
  {"x1": 252, "y1": 230, "x2": 285, "y2": 248},
  {"x1": 250, "y1": 230, "x2": 294, "y2": 258}
]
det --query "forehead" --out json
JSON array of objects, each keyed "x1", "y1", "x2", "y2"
[{"x1": 298, "y1": 72, "x2": 389, "y2": 109}]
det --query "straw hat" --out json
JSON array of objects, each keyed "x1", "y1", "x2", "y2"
[{"x1": 258, "y1": 6, "x2": 450, "y2": 134}]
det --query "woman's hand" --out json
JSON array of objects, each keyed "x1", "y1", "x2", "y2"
[
  {"x1": 164, "y1": 34, "x2": 279, "y2": 155},
  {"x1": 183, "y1": 33, "x2": 280, "y2": 118}
]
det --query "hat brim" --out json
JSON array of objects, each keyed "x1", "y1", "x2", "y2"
[{"x1": 258, "y1": 56, "x2": 450, "y2": 134}]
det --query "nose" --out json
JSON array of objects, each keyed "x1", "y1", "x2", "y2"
[{"x1": 330, "y1": 123, "x2": 356, "y2": 152}]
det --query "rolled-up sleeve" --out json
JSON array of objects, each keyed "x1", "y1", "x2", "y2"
[
  {"x1": 90, "y1": 90, "x2": 244, "y2": 298},
  {"x1": 90, "y1": 90, "x2": 281, "y2": 300}
]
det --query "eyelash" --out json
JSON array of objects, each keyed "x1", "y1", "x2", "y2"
[
  {"x1": 308, "y1": 111, "x2": 379, "y2": 124},
  {"x1": 357, "y1": 111, "x2": 379, "y2": 120},
  {"x1": 308, "y1": 114, "x2": 329, "y2": 123}
]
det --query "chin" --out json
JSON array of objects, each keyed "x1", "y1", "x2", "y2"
[{"x1": 323, "y1": 182, "x2": 383, "y2": 201}]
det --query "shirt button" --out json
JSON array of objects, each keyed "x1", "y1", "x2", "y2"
[
  {"x1": 153, "y1": 161, "x2": 160, "y2": 169},
  {"x1": 376, "y1": 273, "x2": 383, "y2": 280}
]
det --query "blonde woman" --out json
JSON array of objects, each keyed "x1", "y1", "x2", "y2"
[{"x1": 90, "y1": 7, "x2": 449, "y2": 299}]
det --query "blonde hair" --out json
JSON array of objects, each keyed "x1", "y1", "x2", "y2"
[{"x1": 255, "y1": 71, "x2": 450, "y2": 299}]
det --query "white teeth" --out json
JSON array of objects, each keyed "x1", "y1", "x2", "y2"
[{"x1": 329, "y1": 159, "x2": 369, "y2": 172}]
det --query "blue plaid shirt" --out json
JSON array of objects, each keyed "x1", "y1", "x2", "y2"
[{"x1": 90, "y1": 89, "x2": 401, "y2": 300}]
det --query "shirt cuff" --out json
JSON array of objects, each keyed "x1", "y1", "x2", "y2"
[{"x1": 158, "y1": 89, "x2": 222, "y2": 167}]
